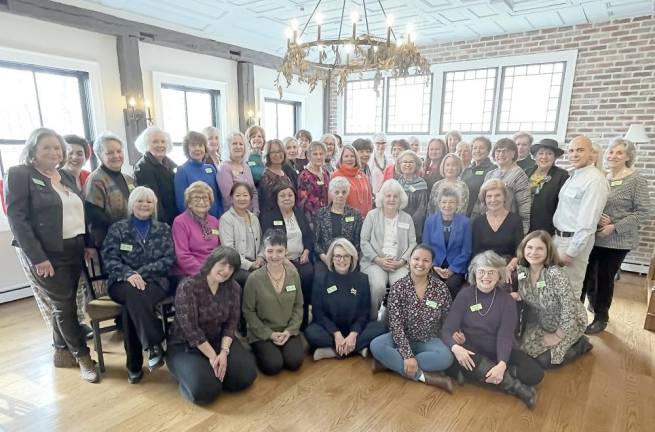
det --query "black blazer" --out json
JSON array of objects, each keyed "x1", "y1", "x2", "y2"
[
  {"x1": 133, "y1": 152, "x2": 178, "y2": 225},
  {"x1": 6, "y1": 165, "x2": 87, "y2": 265},
  {"x1": 261, "y1": 207, "x2": 314, "y2": 253},
  {"x1": 526, "y1": 165, "x2": 569, "y2": 234}
]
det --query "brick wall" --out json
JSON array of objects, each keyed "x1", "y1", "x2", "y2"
[{"x1": 328, "y1": 15, "x2": 655, "y2": 267}]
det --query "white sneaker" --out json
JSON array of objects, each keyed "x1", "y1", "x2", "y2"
[{"x1": 313, "y1": 347, "x2": 338, "y2": 361}]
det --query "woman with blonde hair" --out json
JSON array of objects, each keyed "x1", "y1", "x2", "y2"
[
  {"x1": 245, "y1": 125, "x2": 266, "y2": 185},
  {"x1": 216, "y1": 131, "x2": 258, "y2": 213}
]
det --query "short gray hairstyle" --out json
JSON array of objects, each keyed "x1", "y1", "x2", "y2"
[
  {"x1": 320, "y1": 133, "x2": 337, "y2": 145},
  {"x1": 512, "y1": 131, "x2": 534, "y2": 145},
  {"x1": 375, "y1": 179, "x2": 408, "y2": 210},
  {"x1": 127, "y1": 186, "x2": 158, "y2": 220},
  {"x1": 606, "y1": 137, "x2": 637, "y2": 168},
  {"x1": 437, "y1": 186, "x2": 461, "y2": 205},
  {"x1": 308, "y1": 140, "x2": 327, "y2": 155},
  {"x1": 282, "y1": 136, "x2": 298, "y2": 149},
  {"x1": 93, "y1": 131, "x2": 124, "y2": 158},
  {"x1": 134, "y1": 126, "x2": 173, "y2": 154},
  {"x1": 329, "y1": 176, "x2": 351, "y2": 194},
  {"x1": 19, "y1": 128, "x2": 66, "y2": 166},
  {"x1": 227, "y1": 131, "x2": 248, "y2": 160},
  {"x1": 467, "y1": 250, "x2": 507, "y2": 286},
  {"x1": 326, "y1": 238, "x2": 359, "y2": 272},
  {"x1": 202, "y1": 126, "x2": 220, "y2": 138}
]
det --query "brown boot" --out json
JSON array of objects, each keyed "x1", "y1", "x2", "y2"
[
  {"x1": 53, "y1": 349, "x2": 77, "y2": 368},
  {"x1": 78, "y1": 355, "x2": 100, "y2": 383},
  {"x1": 371, "y1": 358, "x2": 386, "y2": 374},
  {"x1": 423, "y1": 371, "x2": 454, "y2": 394}
]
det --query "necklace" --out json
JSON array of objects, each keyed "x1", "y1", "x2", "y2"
[
  {"x1": 474, "y1": 287, "x2": 497, "y2": 317},
  {"x1": 266, "y1": 265, "x2": 285, "y2": 289},
  {"x1": 374, "y1": 154, "x2": 387, "y2": 171}
]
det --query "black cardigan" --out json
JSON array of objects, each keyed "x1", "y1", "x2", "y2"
[
  {"x1": 133, "y1": 152, "x2": 178, "y2": 225},
  {"x1": 261, "y1": 207, "x2": 314, "y2": 253},
  {"x1": 526, "y1": 165, "x2": 569, "y2": 235},
  {"x1": 6, "y1": 165, "x2": 88, "y2": 265}
]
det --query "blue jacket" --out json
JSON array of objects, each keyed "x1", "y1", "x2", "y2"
[
  {"x1": 422, "y1": 212, "x2": 472, "y2": 275},
  {"x1": 174, "y1": 159, "x2": 223, "y2": 218}
]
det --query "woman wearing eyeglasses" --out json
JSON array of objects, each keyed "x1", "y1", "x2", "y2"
[
  {"x1": 257, "y1": 139, "x2": 295, "y2": 221},
  {"x1": 441, "y1": 251, "x2": 544, "y2": 409}
]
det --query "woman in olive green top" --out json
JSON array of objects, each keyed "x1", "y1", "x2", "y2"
[{"x1": 243, "y1": 229, "x2": 305, "y2": 375}]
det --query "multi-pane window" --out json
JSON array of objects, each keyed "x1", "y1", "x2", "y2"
[
  {"x1": 386, "y1": 75, "x2": 432, "y2": 134},
  {"x1": 160, "y1": 84, "x2": 219, "y2": 164},
  {"x1": 344, "y1": 80, "x2": 384, "y2": 135},
  {"x1": 264, "y1": 99, "x2": 298, "y2": 140},
  {"x1": 0, "y1": 61, "x2": 92, "y2": 177},
  {"x1": 441, "y1": 68, "x2": 496, "y2": 134},
  {"x1": 497, "y1": 62, "x2": 565, "y2": 133}
]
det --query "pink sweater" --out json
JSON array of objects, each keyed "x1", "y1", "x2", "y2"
[{"x1": 172, "y1": 211, "x2": 220, "y2": 276}]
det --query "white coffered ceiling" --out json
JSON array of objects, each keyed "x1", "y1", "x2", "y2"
[{"x1": 53, "y1": 0, "x2": 655, "y2": 56}]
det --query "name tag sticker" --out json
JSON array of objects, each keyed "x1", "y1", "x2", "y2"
[
  {"x1": 205, "y1": 167, "x2": 213, "y2": 174},
  {"x1": 350, "y1": 288, "x2": 357, "y2": 296},
  {"x1": 518, "y1": 272, "x2": 527, "y2": 280},
  {"x1": 128, "y1": 184, "x2": 135, "y2": 191},
  {"x1": 536, "y1": 280, "x2": 546, "y2": 288},
  {"x1": 345, "y1": 216, "x2": 355, "y2": 222},
  {"x1": 32, "y1": 178, "x2": 46, "y2": 187},
  {"x1": 247, "y1": 161, "x2": 257, "y2": 166},
  {"x1": 398, "y1": 222, "x2": 410, "y2": 229},
  {"x1": 409, "y1": 185, "x2": 416, "y2": 193},
  {"x1": 285, "y1": 285, "x2": 296, "y2": 292},
  {"x1": 273, "y1": 220, "x2": 284, "y2": 226},
  {"x1": 120, "y1": 243, "x2": 133, "y2": 252},
  {"x1": 475, "y1": 170, "x2": 484, "y2": 176},
  {"x1": 610, "y1": 180, "x2": 623, "y2": 187},
  {"x1": 327, "y1": 285, "x2": 337, "y2": 294},
  {"x1": 426, "y1": 299, "x2": 438, "y2": 309},
  {"x1": 211, "y1": 229, "x2": 219, "y2": 236},
  {"x1": 470, "y1": 303, "x2": 482, "y2": 312}
]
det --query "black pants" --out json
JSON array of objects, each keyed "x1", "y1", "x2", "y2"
[
  {"x1": 251, "y1": 335, "x2": 305, "y2": 375},
  {"x1": 291, "y1": 259, "x2": 314, "y2": 329},
  {"x1": 108, "y1": 280, "x2": 167, "y2": 372},
  {"x1": 304, "y1": 320, "x2": 387, "y2": 353},
  {"x1": 166, "y1": 340, "x2": 257, "y2": 404},
  {"x1": 582, "y1": 246, "x2": 629, "y2": 321},
  {"x1": 436, "y1": 272, "x2": 466, "y2": 299},
  {"x1": 30, "y1": 236, "x2": 89, "y2": 358}
]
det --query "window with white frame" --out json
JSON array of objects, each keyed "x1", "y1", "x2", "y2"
[
  {"x1": 344, "y1": 79, "x2": 384, "y2": 135},
  {"x1": 160, "y1": 84, "x2": 220, "y2": 164},
  {"x1": 386, "y1": 75, "x2": 432, "y2": 134},
  {"x1": 441, "y1": 68, "x2": 496, "y2": 134},
  {"x1": 264, "y1": 98, "x2": 298, "y2": 140},
  {"x1": 0, "y1": 61, "x2": 93, "y2": 177}
]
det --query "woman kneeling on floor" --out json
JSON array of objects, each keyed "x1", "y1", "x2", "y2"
[
  {"x1": 441, "y1": 251, "x2": 544, "y2": 409},
  {"x1": 167, "y1": 246, "x2": 257, "y2": 404},
  {"x1": 305, "y1": 238, "x2": 386, "y2": 361},
  {"x1": 514, "y1": 230, "x2": 592, "y2": 368},
  {"x1": 369, "y1": 245, "x2": 455, "y2": 393},
  {"x1": 243, "y1": 229, "x2": 305, "y2": 375}
]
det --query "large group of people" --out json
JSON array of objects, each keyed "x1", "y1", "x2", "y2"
[{"x1": 5, "y1": 125, "x2": 650, "y2": 409}]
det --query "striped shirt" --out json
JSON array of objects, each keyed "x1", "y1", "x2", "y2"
[
  {"x1": 594, "y1": 172, "x2": 651, "y2": 250},
  {"x1": 483, "y1": 164, "x2": 532, "y2": 234}
]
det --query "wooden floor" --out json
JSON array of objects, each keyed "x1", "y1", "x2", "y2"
[{"x1": 0, "y1": 273, "x2": 653, "y2": 432}]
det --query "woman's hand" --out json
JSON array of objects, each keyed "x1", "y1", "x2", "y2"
[
  {"x1": 253, "y1": 257, "x2": 265, "y2": 269},
  {"x1": 84, "y1": 248, "x2": 97, "y2": 262},
  {"x1": 127, "y1": 273, "x2": 147, "y2": 290},
  {"x1": 35, "y1": 260, "x2": 55, "y2": 278},
  {"x1": 334, "y1": 332, "x2": 346, "y2": 356},
  {"x1": 597, "y1": 224, "x2": 615, "y2": 237},
  {"x1": 452, "y1": 345, "x2": 476, "y2": 371},
  {"x1": 543, "y1": 331, "x2": 563, "y2": 347},
  {"x1": 510, "y1": 292, "x2": 522, "y2": 302},
  {"x1": 299, "y1": 250, "x2": 310, "y2": 264},
  {"x1": 452, "y1": 331, "x2": 466, "y2": 345},
  {"x1": 392, "y1": 259, "x2": 407, "y2": 271},
  {"x1": 485, "y1": 361, "x2": 506, "y2": 385},
  {"x1": 270, "y1": 331, "x2": 285, "y2": 346},
  {"x1": 343, "y1": 332, "x2": 358, "y2": 356},
  {"x1": 214, "y1": 351, "x2": 229, "y2": 382},
  {"x1": 403, "y1": 357, "x2": 419, "y2": 378},
  {"x1": 599, "y1": 213, "x2": 612, "y2": 227},
  {"x1": 504, "y1": 265, "x2": 514, "y2": 284}
]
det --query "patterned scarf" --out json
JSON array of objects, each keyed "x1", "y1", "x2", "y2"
[{"x1": 187, "y1": 209, "x2": 212, "y2": 240}]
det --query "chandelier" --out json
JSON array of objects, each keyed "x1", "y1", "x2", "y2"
[{"x1": 275, "y1": 0, "x2": 431, "y2": 96}]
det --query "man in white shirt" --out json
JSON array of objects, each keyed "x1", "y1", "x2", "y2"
[
  {"x1": 552, "y1": 135, "x2": 609, "y2": 300},
  {"x1": 369, "y1": 133, "x2": 389, "y2": 195}
]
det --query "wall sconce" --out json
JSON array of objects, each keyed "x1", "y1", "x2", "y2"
[
  {"x1": 145, "y1": 100, "x2": 153, "y2": 126},
  {"x1": 125, "y1": 95, "x2": 153, "y2": 126},
  {"x1": 127, "y1": 96, "x2": 137, "y2": 120},
  {"x1": 246, "y1": 109, "x2": 260, "y2": 127}
]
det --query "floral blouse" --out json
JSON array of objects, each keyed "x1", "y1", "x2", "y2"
[{"x1": 297, "y1": 167, "x2": 330, "y2": 224}]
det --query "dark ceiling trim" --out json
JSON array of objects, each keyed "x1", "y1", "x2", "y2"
[{"x1": 4, "y1": 0, "x2": 282, "y2": 69}]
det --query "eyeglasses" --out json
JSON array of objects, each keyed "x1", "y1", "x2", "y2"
[
  {"x1": 191, "y1": 196, "x2": 210, "y2": 203},
  {"x1": 268, "y1": 150, "x2": 284, "y2": 155},
  {"x1": 333, "y1": 254, "x2": 352, "y2": 261},
  {"x1": 475, "y1": 269, "x2": 498, "y2": 277},
  {"x1": 494, "y1": 148, "x2": 513, "y2": 154},
  {"x1": 401, "y1": 160, "x2": 416, "y2": 165}
]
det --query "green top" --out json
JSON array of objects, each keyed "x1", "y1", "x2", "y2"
[{"x1": 242, "y1": 262, "x2": 304, "y2": 343}]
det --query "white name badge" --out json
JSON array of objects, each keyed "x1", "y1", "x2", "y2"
[
  {"x1": 398, "y1": 222, "x2": 410, "y2": 229},
  {"x1": 248, "y1": 161, "x2": 257, "y2": 166},
  {"x1": 327, "y1": 285, "x2": 337, "y2": 294},
  {"x1": 518, "y1": 272, "x2": 527, "y2": 280},
  {"x1": 205, "y1": 167, "x2": 213, "y2": 174},
  {"x1": 273, "y1": 220, "x2": 284, "y2": 226},
  {"x1": 120, "y1": 243, "x2": 133, "y2": 252},
  {"x1": 285, "y1": 285, "x2": 297, "y2": 292},
  {"x1": 426, "y1": 300, "x2": 438, "y2": 309}
]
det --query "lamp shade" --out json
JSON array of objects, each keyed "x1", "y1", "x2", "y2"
[{"x1": 624, "y1": 124, "x2": 649, "y2": 143}]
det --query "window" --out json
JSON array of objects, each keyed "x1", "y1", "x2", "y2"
[
  {"x1": 264, "y1": 99, "x2": 298, "y2": 140},
  {"x1": 441, "y1": 68, "x2": 496, "y2": 134},
  {"x1": 160, "y1": 84, "x2": 220, "y2": 164},
  {"x1": 344, "y1": 80, "x2": 384, "y2": 135},
  {"x1": 497, "y1": 62, "x2": 565, "y2": 133},
  {"x1": 386, "y1": 75, "x2": 432, "y2": 134},
  {"x1": 0, "y1": 61, "x2": 93, "y2": 177}
]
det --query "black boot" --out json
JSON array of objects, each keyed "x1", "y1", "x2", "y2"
[
  {"x1": 535, "y1": 350, "x2": 553, "y2": 369},
  {"x1": 561, "y1": 335, "x2": 593, "y2": 364}
]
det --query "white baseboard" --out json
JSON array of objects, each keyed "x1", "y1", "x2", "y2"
[
  {"x1": 621, "y1": 261, "x2": 649, "y2": 275},
  {"x1": 0, "y1": 286, "x2": 32, "y2": 303}
]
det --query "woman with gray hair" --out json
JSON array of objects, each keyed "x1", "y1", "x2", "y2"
[
  {"x1": 321, "y1": 133, "x2": 339, "y2": 173},
  {"x1": 202, "y1": 126, "x2": 222, "y2": 167},
  {"x1": 133, "y1": 126, "x2": 178, "y2": 225},
  {"x1": 102, "y1": 186, "x2": 175, "y2": 384},
  {"x1": 441, "y1": 251, "x2": 544, "y2": 409},
  {"x1": 361, "y1": 179, "x2": 417, "y2": 319},
  {"x1": 582, "y1": 137, "x2": 651, "y2": 334},
  {"x1": 395, "y1": 150, "x2": 428, "y2": 240},
  {"x1": 85, "y1": 131, "x2": 135, "y2": 247},
  {"x1": 297, "y1": 141, "x2": 331, "y2": 224},
  {"x1": 306, "y1": 238, "x2": 386, "y2": 361},
  {"x1": 7, "y1": 128, "x2": 98, "y2": 382}
]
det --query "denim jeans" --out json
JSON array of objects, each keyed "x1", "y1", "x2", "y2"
[{"x1": 370, "y1": 332, "x2": 453, "y2": 379}]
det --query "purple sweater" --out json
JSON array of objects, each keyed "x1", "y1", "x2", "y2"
[
  {"x1": 441, "y1": 285, "x2": 517, "y2": 363},
  {"x1": 171, "y1": 211, "x2": 220, "y2": 276},
  {"x1": 216, "y1": 160, "x2": 259, "y2": 214}
]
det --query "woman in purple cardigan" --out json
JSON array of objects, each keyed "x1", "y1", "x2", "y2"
[
  {"x1": 172, "y1": 181, "x2": 220, "y2": 278},
  {"x1": 216, "y1": 131, "x2": 258, "y2": 214}
]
